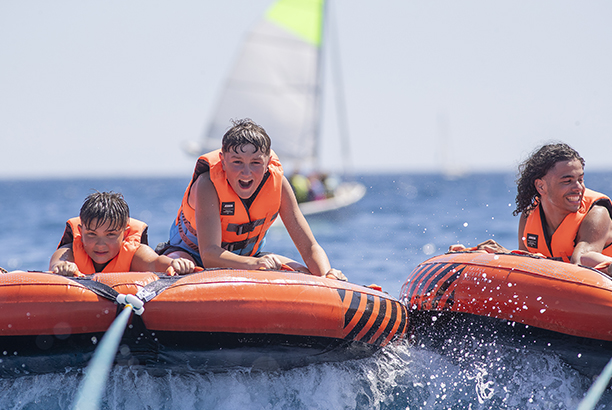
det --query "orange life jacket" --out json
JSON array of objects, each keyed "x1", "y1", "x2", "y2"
[
  {"x1": 173, "y1": 149, "x2": 283, "y2": 257},
  {"x1": 523, "y1": 188, "x2": 612, "y2": 261},
  {"x1": 58, "y1": 217, "x2": 148, "y2": 274}
]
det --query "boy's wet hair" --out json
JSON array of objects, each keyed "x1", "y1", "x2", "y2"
[
  {"x1": 80, "y1": 191, "x2": 130, "y2": 231},
  {"x1": 222, "y1": 118, "x2": 271, "y2": 155}
]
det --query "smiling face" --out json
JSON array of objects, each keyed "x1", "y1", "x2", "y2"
[
  {"x1": 220, "y1": 144, "x2": 271, "y2": 199},
  {"x1": 79, "y1": 219, "x2": 127, "y2": 269},
  {"x1": 536, "y1": 159, "x2": 585, "y2": 216}
]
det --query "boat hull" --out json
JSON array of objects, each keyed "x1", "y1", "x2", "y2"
[
  {"x1": 400, "y1": 252, "x2": 612, "y2": 376},
  {"x1": 1, "y1": 270, "x2": 407, "y2": 375},
  {"x1": 298, "y1": 182, "x2": 367, "y2": 216}
]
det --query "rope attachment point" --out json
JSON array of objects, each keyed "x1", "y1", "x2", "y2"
[{"x1": 115, "y1": 294, "x2": 145, "y2": 315}]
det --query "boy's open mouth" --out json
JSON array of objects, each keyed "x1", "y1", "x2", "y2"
[{"x1": 239, "y1": 179, "x2": 253, "y2": 189}]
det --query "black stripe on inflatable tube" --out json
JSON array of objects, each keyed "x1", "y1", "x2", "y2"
[
  {"x1": 359, "y1": 296, "x2": 387, "y2": 343},
  {"x1": 343, "y1": 290, "x2": 361, "y2": 328},
  {"x1": 337, "y1": 288, "x2": 346, "y2": 303},
  {"x1": 403, "y1": 263, "x2": 439, "y2": 299},
  {"x1": 406, "y1": 262, "x2": 446, "y2": 300},
  {"x1": 418, "y1": 263, "x2": 461, "y2": 300},
  {"x1": 345, "y1": 294, "x2": 375, "y2": 341},
  {"x1": 442, "y1": 289, "x2": 456, "y2": 310},
  {"x1": 373, "y1": 300, "x2": 398, "y2": 346},
  {"x1": 430, "y1": 265, "x2": 465, "y2": 310}
]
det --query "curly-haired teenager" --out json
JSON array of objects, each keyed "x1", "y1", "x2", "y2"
[
  {"x1": 451, "y1": 143, "x2": 612, "y2": 276},
  {"x1": 515, "y1": 143, "x2": 612, "y2": 274}
]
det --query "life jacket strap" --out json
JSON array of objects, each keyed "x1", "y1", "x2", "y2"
[
  {"x1": 226, "y1": 218, "x2": 266, "y2": 236},
  {"x1": 222, "y1": 236, "x2": 259, "y2": 252}
]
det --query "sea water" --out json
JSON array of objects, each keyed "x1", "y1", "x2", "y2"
[{"x1": 1, "y1": 172, "x2": 612, "y2": 409}]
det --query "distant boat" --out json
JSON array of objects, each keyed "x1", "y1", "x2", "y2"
[{"x1": 186, "y1": 0, "x2": 365, "y2": 215}]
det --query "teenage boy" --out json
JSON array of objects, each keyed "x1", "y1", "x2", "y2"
[{"x1": 158, "y1": 118, "x2": 346, "y2": 280}]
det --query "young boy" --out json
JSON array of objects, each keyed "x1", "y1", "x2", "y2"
[
  {"x1": 158, "y1": 118, "x2": 346, "y2": 280},
  {"x1": 49, "y1": 191, "x2": 195, "y2": 276}
]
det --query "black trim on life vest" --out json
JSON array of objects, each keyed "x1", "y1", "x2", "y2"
[
  {"x1": 539, "y1": 205, "x2": 554, "y2": 256},
  {"x1": 226, "y1": 218, "x2": 266, "y2": 236},
  {"x1": 221, "y1": 236, "x2": 259, "y2": 253}
]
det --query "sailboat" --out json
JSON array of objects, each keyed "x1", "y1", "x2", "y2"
[{"x1": 187, "y1": 0, "x2": 366, "y2": 216}]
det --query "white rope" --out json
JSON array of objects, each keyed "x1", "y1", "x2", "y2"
[
  {"x1": 577, "y1": 356, "x2": 612, "y2": 410},
  {"x1": 72, "y1": 305, "x2": 133, "y2": 410}
]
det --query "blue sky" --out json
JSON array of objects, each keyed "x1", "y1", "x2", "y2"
[{"x1": 1, "y1": 0, "x2": 611, "y2": 179}]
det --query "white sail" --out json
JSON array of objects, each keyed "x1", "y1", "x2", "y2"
[
  {"x1": 204, "y1": 0, "x2": 325, "y2": 168},
  {"x1": 196, "y1": 0, "x2": 366, "y2": 215}
]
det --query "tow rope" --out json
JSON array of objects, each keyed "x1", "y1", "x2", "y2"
[
  {"x1": 69, "y1": 273, "x2": 185, "y2": 410},
  {"x1": 577, "y1": 356, "x2": 612, "y2": 410},
  {"x1": 72, "y1": 305, "x2": 133, "y2": 410}
]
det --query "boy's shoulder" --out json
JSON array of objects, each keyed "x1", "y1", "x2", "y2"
[{"x1": 58, "y1": 220, "x2": 77, "y2": 248}]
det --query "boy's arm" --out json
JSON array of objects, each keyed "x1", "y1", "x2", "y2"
[
  {"x1": 279, "y1": 177, "x2": 345, "y2": 279},
  {"x1": 49, "y1": 244, "x2": 81, "y2": 276},
  {"x1": 130, "y1": 244, "x2": 195, "y2": 274},
  {"x1": 194, "y1": 173, "x2": 284, "y2": 270},
  {"x1": 572, "y1": 205, "x2": 612, "y2": 265},
  {"x1": 581, "y1": 251, "x2": 612, "y2": 272}
]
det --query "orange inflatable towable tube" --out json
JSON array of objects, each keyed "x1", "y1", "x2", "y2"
[
  {"x1": 0, "y1": 269, "x2": 407, "y2": 375},
  {"x1": 400, "y1": 252, "x2": 612, "y2": 377}
]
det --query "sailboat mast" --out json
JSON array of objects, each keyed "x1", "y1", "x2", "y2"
[
  {"x1": 317, "y1": 0, "x2": 354, "y2": 176},
  {"x1": 311, "y1": 0, "x2": 327, "y2": 171},
  {"x1": 327, "y1": 0, "x2": 353, "y2": 176}
]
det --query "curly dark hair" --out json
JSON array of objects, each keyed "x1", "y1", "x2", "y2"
[
  {"x1": 513, "y1": 143, "x2": 585, "y2": 216},
  {"x1": 80, "y1": 191, "x2": 130, "y2": 231},
  {"x1": 221, "y1": 118, "x2": 271, "y2": 155}
]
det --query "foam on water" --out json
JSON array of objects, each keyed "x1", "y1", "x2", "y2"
[{"x1": 1, "y1": 341, "x2": 608, "y2": 409}]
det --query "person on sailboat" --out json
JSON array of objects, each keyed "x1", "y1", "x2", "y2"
[
  {"x1": 157, "y1": 118, "x2": 347, "y2": 281},
  {"x1": 308, "y1": 173, "x2": 327, "y2": 201},
  {"x1": 288, "y1": 170, "x2": 311, "y2": 203}
]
